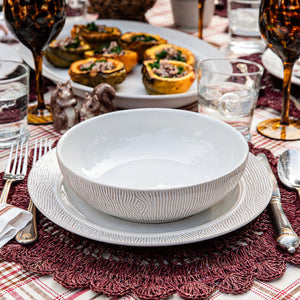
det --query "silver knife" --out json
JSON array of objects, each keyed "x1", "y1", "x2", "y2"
[{"x1": 257, "y1": 153, "x2": 300, "y2": 254}]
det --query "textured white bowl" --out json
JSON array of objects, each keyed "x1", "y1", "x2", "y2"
[{"x1": 56, "y1": 109, "x2": 249, "y2": 223}]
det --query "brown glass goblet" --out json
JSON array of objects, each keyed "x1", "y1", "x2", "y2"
[
  {"x1": 198, "y1": 0, "x2": 205, "y2": 39},
  {"x1": 257, "y1": 0, "x2": 300, "y2": 140},
  {"x1": 4, "y1": 0, "x2": 66, "y2": 125}
]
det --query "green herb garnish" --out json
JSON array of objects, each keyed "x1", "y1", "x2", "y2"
[
  {"x1": 177, "y1": 65, "x2": 184, "y2": 74},
  {"x1": 110, "y1": 45, "x2": 122, "y2": 54},
  {"x1": 131, "y1": 34, "x2": 157, "y2": 42},
  {"x1": 155, "y1": 50, "x2": 168, "y2": 60},
  {"x1": 94, "y1": 43, "x2": 109, "y2": 55},
  {"x1": 174, "y1": 50, "x2": 186, "y2": 62},
  {"x1": 148, "y1": 60, "x2": 160, "y2": 69},
  {"x1": 81, "y1": 65, "x2": 93, "y2": 71},
  {"x1": 155, "y1": 49, "x2": 186, "y2": 62},
  {"x1": 86, "y1": 22, "x2": 98, "y2": 31},
  {"x1": 94, "y1": 44, "x2": 122, "y2": 55},
  {"x1": 81, "y1": 65, "x2": 94, "y2": 71},
  {"x1": 94, "y1": 48, "x2": 101, "y2": 55},
  {"x1": 65, "y1": 37, "x2": 80, "y2": 49},
  {"x1": 81, "y1": 59, "x2": 108, "y2": 71}
]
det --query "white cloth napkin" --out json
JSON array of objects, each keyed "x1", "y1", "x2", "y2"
[{"x1": 0, "y1": 204, "x2": 32, "y2": 248}]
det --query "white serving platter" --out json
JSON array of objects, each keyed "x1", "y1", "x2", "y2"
[
  {"x1": 20, "y1": 19, "x2": 223, "y2": 108},
  {"x1": 0, "y1": 42, "x2": 22, "y2": 62},
  {"x1": 261, "y1": 48, "x2": 300, "y2": 86},
  {"x1": 27, "y1": 149, "x2": 272, "y2": 247},
  {"x1": 0, "y1": 43, "x2": 23, "y2": 78}
]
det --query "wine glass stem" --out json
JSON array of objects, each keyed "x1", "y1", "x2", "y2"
[
  {"x1": 33, "y1": 51, "x2": 46, "y2": 111},
  {"x1": 198, "y1": 0, "x2": 205, "y2": 39},
  {"x1": 281, "y1": 61, "x2": 294, "y2": 125}
]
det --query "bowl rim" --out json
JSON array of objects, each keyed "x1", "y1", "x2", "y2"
[
  {"x1": 56, "y1": 108, "x2": 249, "y2": 192},
  {"x1": 197, "y1": 58, "x2": 264, "y2": 77}
]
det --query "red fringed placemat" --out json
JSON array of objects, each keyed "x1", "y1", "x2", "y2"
[{"x1": 0, "y1": 143, "x2": 300, "y2": 299}]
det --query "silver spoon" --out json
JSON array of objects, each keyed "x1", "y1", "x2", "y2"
[
  {"x1": 276, "y1": 149, "x2": 300, "y2": 253},
  {"x1": 278, "y1": 149, "x2": 300, "y2": 197}
]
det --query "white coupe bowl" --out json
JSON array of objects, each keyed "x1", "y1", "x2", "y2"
[{"x1": 56, "y1": 108, "x2": 249, "y2": 223}]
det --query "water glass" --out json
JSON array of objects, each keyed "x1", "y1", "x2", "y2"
[
  {"x1": 197, "y1": 58, "x2": 264, "y2": 141},
  {"x1": 0, "y1": 60, "x2": 30, "y2": 148},
  {"x1": 227, "y1": 0, "x2": 266, "y2": 54},
  {"x1": 170, "y1": 0, "x2": 215, "y2": 30},
  {"x1": 66, "y1": 0, "x2": 86, "y2": 19}
]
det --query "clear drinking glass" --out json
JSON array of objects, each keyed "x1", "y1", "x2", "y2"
[
  {"x1": 197, "y1": 58, "x2": 264, "y2": 141},
  {"x1": 66, "y1": 0, "x2": 87, "y2": 19},
  {"x1": 227, "y1": 0, "x2": 266, "y2": 54},
  {"x1": 0, "y1": 60, "x2": 30, "y2": 148}
]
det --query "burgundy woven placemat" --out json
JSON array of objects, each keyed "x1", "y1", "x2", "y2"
[{"x1": 0, "y1": 143, "x2": 300, "y2": 299}]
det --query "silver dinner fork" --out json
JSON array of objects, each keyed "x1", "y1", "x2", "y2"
[
  {"x1": 0, "y1": 141, "x2": 29, "y2": 204},
  {"x1": 15, "y1": 138, "x2": 52, "y2": 244}
]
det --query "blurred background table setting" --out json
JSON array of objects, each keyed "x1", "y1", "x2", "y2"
[{"x1": 0, "y1": 0, "x2": 300, "y2": 299}]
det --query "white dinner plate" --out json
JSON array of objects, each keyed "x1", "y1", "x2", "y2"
[
  {"x1": 27, "y1": 149, "x2": 272, "y2": 247},
  {"x1": 261, "y1": 48, "x2": 300, "y2": 86},
  {"x1": 0, "y1": 43, "x2": 23, "y2": 78},
  {"x1": 19, "y1": 19, "x2": 223, "y2": 109}
]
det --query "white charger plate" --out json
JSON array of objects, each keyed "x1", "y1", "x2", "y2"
[
  {"x1": 27, "y1": 149, "x2": 272, "y2": 247},
  {"x1": 19, "y1": 19, "x2": 223, "y2": 109},
  {"x1": 262, "y1": 48, "x2": 300, "y2": 86}
]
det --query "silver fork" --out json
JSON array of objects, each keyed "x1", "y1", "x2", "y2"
[
  {"x1": 15, "y1": 138, "x2": 52, "y2": 244},
  {"x1": 0, "y1": 141, "x2": 29, "y2": 204}
]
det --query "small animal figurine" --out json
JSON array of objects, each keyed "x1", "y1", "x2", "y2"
[
  {"x1": 50, "y1": 80, "x2": 80, "y2": 133},
  {"x1": 80, "y1": 83, "x2": 116, "y2": 121}
]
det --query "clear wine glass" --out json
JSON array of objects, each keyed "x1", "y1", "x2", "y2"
[
  {"x1": 257, "y1": 0, "x2": 300, "y2": 140},
  {"x1": 4, "y1": 0, "x2": 66, "y2": 125}
]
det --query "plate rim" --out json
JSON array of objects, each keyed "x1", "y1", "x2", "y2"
[
  {"x1": 261, "y1": 48, "x2": 300, "y2": 86},
  {"x1": 28, "y1": 149, "x2": 273, "y2": 247},
  {"x1": 19, "y1": 19, "x2": 224, "y2": 108}
]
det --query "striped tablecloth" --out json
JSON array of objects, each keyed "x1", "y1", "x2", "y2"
[{"x1": 1, "y1": 1, "x2": 300, "y2": 299}]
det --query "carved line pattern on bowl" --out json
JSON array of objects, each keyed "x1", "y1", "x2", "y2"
[
  {"x1": 27, "y1": 151, "x2": 272, "y2": 246},
  {"x1": 62, "y1": 161, "x2": 247, "y2": 223}
]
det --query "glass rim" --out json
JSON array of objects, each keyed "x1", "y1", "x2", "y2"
[
  {"x1": 197, "y1": 57, "x2": 264, "y2": 76},
  {"x1": 0, "y1": 59, "x2": 29, "y2": 84}
]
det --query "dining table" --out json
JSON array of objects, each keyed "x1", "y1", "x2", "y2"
[{"x1": 1, "y1": 0, "x2": 300, "y2": 299}]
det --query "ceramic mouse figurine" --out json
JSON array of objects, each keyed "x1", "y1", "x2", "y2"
[
  {"x1": 50, "y1": 80, "x2": 80, "y2": 133},
  {"x1": 80, "y1": 83, "x2": 116, "y2": 121}
]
